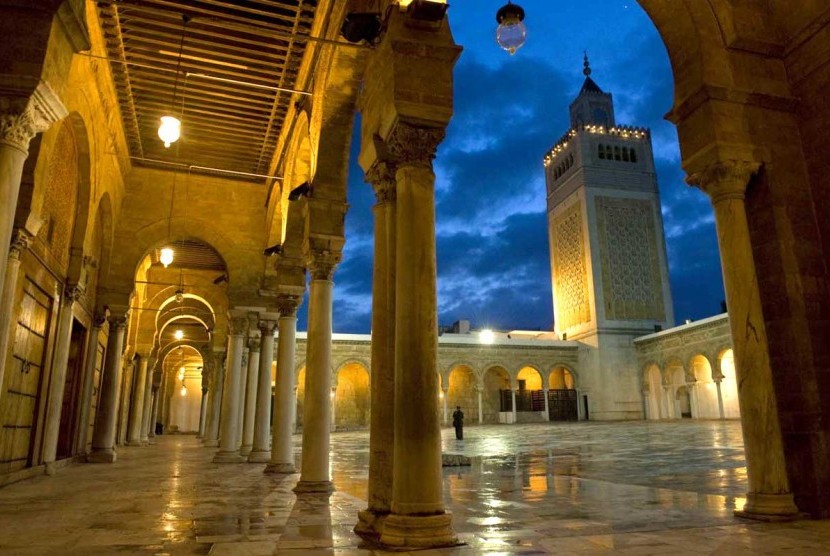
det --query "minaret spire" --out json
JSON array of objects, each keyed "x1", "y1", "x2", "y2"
[{"x1": 583, "y1": 51, "x2": 591, "y2": 77}]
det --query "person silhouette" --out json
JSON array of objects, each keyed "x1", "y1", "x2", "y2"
[{"x1": 452, "y1": 405, "x2": 464, "y2": 440}]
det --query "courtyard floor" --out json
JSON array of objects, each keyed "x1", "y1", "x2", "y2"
[{"x1": 1, "y1": 421, "x2": 829, "y2": 554}]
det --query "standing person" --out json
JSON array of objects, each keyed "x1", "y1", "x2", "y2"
[{"x1": 452, "y1": 406, "x2": 464, "y2": 440}]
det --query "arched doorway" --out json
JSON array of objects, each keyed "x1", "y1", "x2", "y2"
[
  {"x1": 447, "y1": 364, "x2": 477, "y2": 423},
  {"x1": 334, "y1": 362, "x2": 370, "y2": 430},
  {"x1": 548, "y1": 366, "x2": 578, "y2": 421},
  {"x1": 718, "y1": 349, "x2": 740, "y2": 419},
  {"x1": 481, "y1": 366, "x2": 510, "y2": 424},
  {"x1": 690, "y1": 354, "x2": 718, "y2": 419},
  {"x1": 163, "y1": 346, "x2": 203, "y2": 433},
  {"x1": 644, "y1": 364, "x2": 663, "y2": 420},
  {"x1": 666, "y1": 364, "x2": 686, "y2": 419},
  {"x1": 676, "y1": 386, "x2": 692, "y2": 419},
  {"x1": 515, "y1": 366, "x2": 545, "y2": 420}
]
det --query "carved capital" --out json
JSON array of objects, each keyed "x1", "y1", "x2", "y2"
[
  {"x1": 306, "y1": 249, "x2": 341, "y2": 281},
  {"x1": 275, "y1": 294, "x2": 302, "y2": 317},
  {"x1": 92, "y1": 312, "x2": 107, "y2": 328},
  {"x1": 228, "y1": 316, "x2": 249, "y2": 336},
  {"x1": 63, "y1": 284, "x2": 84, "y2": 305},
  {"x1": 0, "y1": 77, "x2": 68, "y2": 152},
  {"x1": 365, "y1": 160, "x2": 397, "y2": 204},
  {"x1": 386, "y1": 122, "x2": 445, "y2": 169},
  {"x1": 259, "y1": 319, "x2": 279, "y2": 335},
  {"x1": 109, "y1": 315, "x2": 128, "y2": 332},
  {"x1": 8, "y1": 229, "x2": 33, "y2": 261},
  {"x1": 685, "y1": 160, "x2": 761, "y2": 204},
  {"x1": 241, "y1": 352, "x2": 249, "y2": 368},
  {"x1": 247, "y1": 338, "x2": 261, "y2": 353}
]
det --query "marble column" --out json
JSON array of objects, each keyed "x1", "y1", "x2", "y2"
[
  {"x1": 235, "y1": 349, "x2": 248, "y2": 451},
  {"x1": 76, "y1": 314, "x2": 106, "y2": 454},
  {"x1": 126, "y1": 354, "x2": 149, "y2": 446},
  {"x1": 543, "y1": 388, "x2": 550, "y2": 422},
  {"x1": 330, "y1": 387, "x2": 337, "y2": 430},
  {"x1": 688, "y1": 160, "x2": 798, "y2": 519},
  {"x1": 42, "y1": 285, "x2": 83, "y2": 474},
  {"x1": 197, "y1": 383, "x2": 208, "y2": 439},
  {"x1": 139, "y1": 360, "x2": 154, "y2": 444},
  {"x1": 265, "y1": 296, "x2": 300, "y2": 474},
  {"x1": 250, "y1": 318, "x2": 276, "y2": 463},
  {"x1": 213, "y1": 315, "x2": 247, "y2": 463},
  {"x1": 89, "y1": 314, "x2": 128, "y2": 463},
  {"x1": 148, "y1": 387, "x2": 159, "y2": 439},
  {"x1": 240, "y1": 338, "x2": 260, "y2": 457},
  {"x1": 715, "y1": 377, "x2": 726, "y2": 420},
  {"x1": 117, "y1": 357, "x2": 134, "y2": 446},
  {"x1": 441, "y1": 388, "x2": 448, "y2": 426},
  {"x1": 477, "y1": 387, "x2": 484, "y2": 425},
  {"x1": 0, "y1": 230, "x2": 34, "y2": 400},
  {"x1": 357, "y1": 161, "x2": 397, "y2": 537},
  {"x1": 511, "y1": 389, "x2": 518, "y2": 423},
  {"x1": 663, "y1": 385, "x2": 673, "y2": 419},
  {"x1": 294, "y1": 252, "x2": 338, "y2": 494},
  {"x1": 203, "y1": 351, "x2": 225, "y2": 448},
  {"x1": 381, "y1": 123, "x2": 455, "y2": 547},
  {"x1": 0, "y1": 77, "x2": 66, "y2": 301}
]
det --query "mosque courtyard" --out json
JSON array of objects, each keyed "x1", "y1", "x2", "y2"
[{"x1": 1, "y1": 421, "x2": 829, "y2": 555}]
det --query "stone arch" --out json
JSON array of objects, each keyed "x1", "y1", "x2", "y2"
[
  {"x1": 161, "y1": 344, "x2": 204, "y2": 433},
  {"x1": 644, "y1": 363, "x2": 664, "y2": 420},
  {"x1": 548, "y1": 365, "x2": 577, "y2": 389},
  {"x1": 718, "y1": 348, "x2": 740, "y2": 418},
  {"x1": 89, "y1": 192, "x2": 114, "y2": 296},
  {"x1": 441, "y1": 360, "x2": 478, "y2": 388},
  {"x1": 515, "y1": 365, "x2": 543, "y2": 391},
  {"x1": 481, "y1": 365, "x2": 511, "y2": 424},
  {"x1": 334, "y1": 361, "x2": 370, "y2": 430},
  {"x1": 446, "y1": 364, "x2": 478, "y2": 423},
  {"x1": 690, "y1": 353, "x2": 719, "y2": 419}
]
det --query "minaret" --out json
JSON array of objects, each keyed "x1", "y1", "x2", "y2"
[{"x1": 543, "y1": 55, "x2": 674, "y2": 420}]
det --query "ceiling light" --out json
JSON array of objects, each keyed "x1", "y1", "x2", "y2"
[
  {"x1": 496, "y1": 1, "x2": 526, "y2": 55},
  {"x1": 158, "y1": 115, "x2": 181, "y2": 148},
  {"x1": 175, "y1": 288, "x2": 184, "y2": 303},
  {"x1": 180, "y1": 385, "x2": 187, "y2": 397},
  {"x1": 160, "y1": 247, "x2": 175, "y2": 267},
  {"x1": 178, "y1": 366, "x2": 185, "y2": 380},
  {"x1": 174, "y1": 330, "x2": 184, "y2": 340}
]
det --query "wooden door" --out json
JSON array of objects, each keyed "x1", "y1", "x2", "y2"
[
  {"x1": 0, "y1": 279, "x2": 52, "y2": 475},
  {"x1": 56, "y1": 320, "x2": 87, "y2": 460}
]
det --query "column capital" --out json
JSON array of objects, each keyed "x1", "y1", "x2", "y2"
[
  {"x1": 0, "y1": 75, "x2": 67, "y2": 152},
  {"x1": 275, "y1": 293, "x2": 302, "y2": 317},
  {"x1": 258, "y1": 319, "x2": 279, "y2": 335},
  {"x1": 306, "y1": 249, "x2": 341, "y2": 281},
  {"x1": 8, "y1": 229, "x2": 34, "y2": 260},
  {"x1": 92, "y1": 312, "x2": 107, "y2": 328},
  {"x1": 386, "y1": 122, "x2": 445, "y2": 169},
  {"x1": 227, "y1": 314, "x2": 250, "y2": 336},
  {"x1": 365, "y1": 158, "x2": 397, "y2": 204},
  {"x1": 247, "y1": 338, "x2": 261, "y2": 353},
  {"x1": 685, "y1": 160, "x2": 761, "y2": 203},
  {"x1": 62, "y1": 283, "x2": 84, "y2": 306},
  {"x1": 108, "y1": 314, "x2": 128, "y2": 331}
]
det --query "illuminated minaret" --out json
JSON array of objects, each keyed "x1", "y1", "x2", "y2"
[{"x1": 543, "y1": 54, "x2": 674, "y2": 419}]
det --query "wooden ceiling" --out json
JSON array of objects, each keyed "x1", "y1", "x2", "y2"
[{"x1": 97, "y1": 0, "x2": 318, "y2": 181}]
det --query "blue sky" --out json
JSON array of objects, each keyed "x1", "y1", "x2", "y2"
[{"x1": 298, "y1": 0, "x2": 725, "y2": 333}]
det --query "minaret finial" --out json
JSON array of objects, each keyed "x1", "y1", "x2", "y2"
[{"x1": 583, "y1": 51, "x2": 591, "y2": 77}]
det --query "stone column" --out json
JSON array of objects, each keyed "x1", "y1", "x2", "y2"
[
  {"x1": 543, "y1": 388, "x2": 550, "y2": 422},
  {"x1": 235, "y1": 349, "x2": 248, "y2": 451},
  {"x1": 663, "y1": 385, "x2": 673, "y2": 419},
  {"x1": 688, "y1": 381, "x2": 700, "y2": 419},
  {"x1": 265, "y1": 296, "x2": 300, "y2": 474},
  {"x1": 357, "y1": 161, "x2": 397, "y2": 537},
  {"x1": 715, "y1": 377, "x2": 726, "y2": 420},
  {"x1": 213, "y1": 314, "x2": 247, "y2": 463},
  {"x1": 203, "y1": 351, "x2": 225, "y2": 448},
  {"x1": 197, "y1": 382, "x2": 208, "y2": 438},
  {"x1": 89, "y1": 314, "x2": 128, "y2": 463},
  {"x1": 0, "y1": 229, "x2": 34, "y2": 399},
  {"x1": 511, "y1": 389, "x2": 518, "y2": 423},
  {"x1": 147, "y1": 388, "x2": 160, "y2": 438},
  {"x1": 240, "y1": 337, "x2": 260, "y2": 457},
  {"x1": 76, "y1": 313, "x2": 106, "y2": 454},
  {"x1": 42, "y1": 285, "x2": 83, "y2": 474},
  {"x1": 117, "y1": 355, "x2": 134, "y2": 446},
  {"x1": 250, "y1": 318, "x2": 276, "y2": 463},
  {"x1": 0, "y1": 77, "x2": 66, "y2": 300},
  {"x1": 688, "y1": 160, "x2": 798, "y2": 519},
  {"x1": 294, "y1": 252, "x2": 338, "y2": 494},
  {"x1": 381, "y1": 123, "x2": 455, "y2": 547},
  {"x1": 330, "y1": 386, "x2": 337, "y2": 430},
  {"x1": 477, "y1": 387, "x2": 484, "y2": 424},
  {"x1": 139, "y1": 360, "x2": 154, "y2": 444},
  {"x1": 441, "y1": 388, "x2": 448, "y2": 426},
  {"x1": 126, "y1": 354, "x2": 149, "y2": 446}
]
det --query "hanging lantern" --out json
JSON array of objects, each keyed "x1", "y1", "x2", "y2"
[
  {"x1": 496, "y1": 1, "x2": 526, "y2": 55},
  {"x1": 180, "y1": 385, "x2": 187, "y2": 397},
  {"x1": 160, "y1": 247, "x2": 175, "y2": 267},
  {"x1": 174, "y1": 330, "x2": 184, "y2": 341},
  {"x1": 158, "y1": 115, "x2": 181, "y2": 148},
  {"x1": 178, "y1": 366, "x2": 185, "y2": 380}
]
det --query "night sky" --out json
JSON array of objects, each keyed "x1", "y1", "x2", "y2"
[{"x1": 297, "y1": 1, "x2": 726, "y2": 333}]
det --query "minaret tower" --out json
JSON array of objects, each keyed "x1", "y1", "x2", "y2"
[{"x1": 543, "y1": 55, "x2": 674, "y2": 419}]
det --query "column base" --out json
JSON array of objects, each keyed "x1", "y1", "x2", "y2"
[
  {"x1": 203, "y1": 439, "x2": 219, "y2": 447},
  {"x1": 292, "y1": 480, "x2": 333, "y2": 494},
  {"x1": 44, "y1": 461, "x2": 57, "y2": 476},
  {"x1": 87, "y1": 449, "x2": 117, "y2": 463},
  {"x1": 264, "y1": 462, "x2": 296, "y2": 474},
  {"x1": 735, "y1": 493, "x2": 801, "y2": 522},
  {"x1": 379, "y1": 512, "x2": 458, "y2": 550},
  {"x1": 240, "y1": 445, "x2": 252, "y2": 457},
  {"x1": 247, "y1": 450, "x2": 271, "y2": 463},
  {"x1": 354, "y1": 509, "x2": 389, "y2": 540},
  {"x1": 212, "y1": 451, "x2": 246, "y2": 463}
]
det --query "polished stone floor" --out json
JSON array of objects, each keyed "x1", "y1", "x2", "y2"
[{"x1": 1, "y1": 421, "x2": 830, "y2": 554}]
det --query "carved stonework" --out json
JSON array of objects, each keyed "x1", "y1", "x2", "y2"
[
  {"x1": 276, "y1": 294, "x2": 302, "y2": 317},
  {"x1": 92, "y1": 312, "x2": 107, "y2": 328},
  {"x1": 0, "y1": 77, "x2": 68, "y2": 152},
  {"x1": 686, "y1": 160, "x2": 761, "y2": 203},
  {"x1": 552, "y1": 202, "x2": 590, "y2": 330},
  {"x1": 365, "y1": 160, "x2": 397, "y2": 204},
  {"x1": 248, "y1": 338, "x2": 261, "y2": 353},
  {"x1": 307, "y1": 249, "x2": 341, "y2": 281},
  {"x1": 8, "y1": 229, "x2": 33, "y2": 261},
  {"x1": 109, "y1": 315, "x2": 128, "y2": 332},
  {"x1": 62, "y1": 284, "x2": 84, "y2": 306},
  {"x1": 386, "y1": 122, "x2": 445, "y2": 169},
  {"x1": 259, "y1": 319, "x2": 279, "y2": 335},
  {"x1": 228, "y1": 316, "x2": 249, "y2": 336},
  {"x1": 595, "y1": 196, "x2": 665, "y2": 321}
]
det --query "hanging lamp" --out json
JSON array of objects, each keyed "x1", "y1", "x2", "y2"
[
  {"x1": 496, "y1": 1, "x2": 526, "y2": 55},
  {"x1": 158, "y1": 14, "x2": 190, "y2": 148}
]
